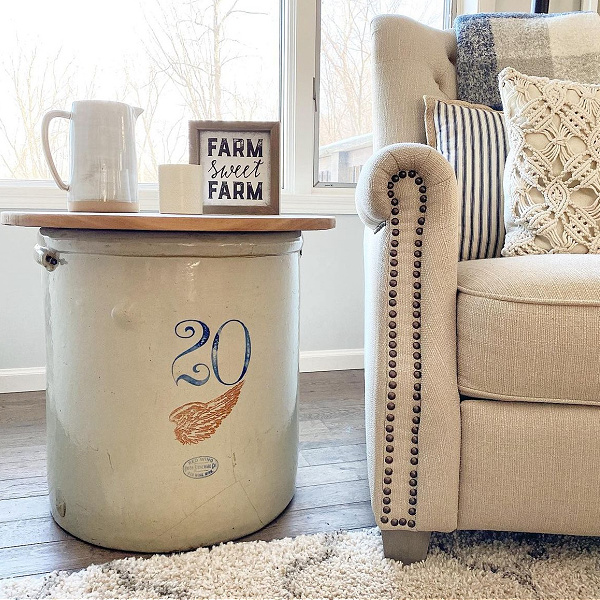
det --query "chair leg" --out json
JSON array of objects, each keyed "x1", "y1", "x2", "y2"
[{"x1": 381, "y1": 530, "x2": 431, "y2": 565}]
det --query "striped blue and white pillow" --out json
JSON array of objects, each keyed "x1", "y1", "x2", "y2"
[{"x1": 424, "y1": 96, "x2": 508, "y2": 261}]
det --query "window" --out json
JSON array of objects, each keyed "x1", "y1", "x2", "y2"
[
  {"x1": 0, "y1": 0, "x2": 280, "y2": 184},
  {"x1": 1, "y1": 0, "x2": 453, "y2": 212},
  {"x1": 316, "y1": 0, "x2": 448, "y2": 187}
]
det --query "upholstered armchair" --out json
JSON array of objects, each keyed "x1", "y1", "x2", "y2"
[{"x1": 356, "y1": 14, "x2": 600, "y2": 564}]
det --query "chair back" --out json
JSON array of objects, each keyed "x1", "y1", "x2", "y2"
[{"x1": 371, "y1": 15, "x2": 457, "y2": 150}]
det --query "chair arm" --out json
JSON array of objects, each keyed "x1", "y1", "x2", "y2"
[{"x1": 356, "y1": 143, "x2": 461, "y2": 533}]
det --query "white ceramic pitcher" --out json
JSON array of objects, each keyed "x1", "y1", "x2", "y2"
[{"x1": 42, "y1": 101, "x2": 143, "y2": 212}]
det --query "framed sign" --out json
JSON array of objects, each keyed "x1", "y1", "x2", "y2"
[{"x1": 189, "y1": 120, "x2": 280, "y2": 215}]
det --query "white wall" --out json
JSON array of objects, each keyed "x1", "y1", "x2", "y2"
[{"x1": 0, "y1": 212, "x2": 365, "y2": 390}]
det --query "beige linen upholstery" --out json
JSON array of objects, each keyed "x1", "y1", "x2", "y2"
[
  {"x1": 371, "y1": 15, "x2": 457, "y2": 147},
  {"x1": 357, "y1": 143, "x2": 460, "y2": 532},
  {"x1": 458, "y1": 254, "x2": 600, "y2": 405},
  {"x1": 459, "y1": 399, "x2": 600, "y2": 536}
]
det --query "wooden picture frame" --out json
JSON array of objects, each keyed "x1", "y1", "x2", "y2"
[{"x1": 189, "y1": 120, "x2": 280, "y2": 215}]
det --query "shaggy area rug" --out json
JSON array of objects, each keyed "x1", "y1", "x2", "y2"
[{"x1": 2, "y1": 528, "x2": 600, "y2": 599}]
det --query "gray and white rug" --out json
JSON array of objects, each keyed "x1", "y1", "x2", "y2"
[{"x1": 2, "y1": 528, "x2": 600, "y2": 599}]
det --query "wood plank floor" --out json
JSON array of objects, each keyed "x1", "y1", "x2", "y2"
[{"x1": 0, "y1": 370, "x2": 373, "y2": 580}]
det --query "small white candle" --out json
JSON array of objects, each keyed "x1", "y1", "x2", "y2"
[{"x1": 158, "y1": 164, "x2": 203, "y2": 214}]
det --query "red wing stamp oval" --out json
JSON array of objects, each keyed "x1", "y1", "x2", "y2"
[{"x1": 183, "y1": 456, "x2": 219, "y2": 479}]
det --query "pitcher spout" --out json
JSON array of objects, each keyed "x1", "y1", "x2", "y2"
[{"x1": 132, "y1": 106, "x2": 143, "y2": 119}]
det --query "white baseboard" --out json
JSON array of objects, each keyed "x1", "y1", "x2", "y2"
[
  {"x1": 0, "y1": 351, "x2": 364, "y2": 393},
  {"x1": 0, "y1": 367, "x2": 47, "y2": 394},
  {"x1": 299, "y1": 349, "x2": 364, "y2": 372}
]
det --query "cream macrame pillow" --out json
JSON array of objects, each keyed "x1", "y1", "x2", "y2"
[{"x1": 499, "y1": 67, "x2": 600, "y2": 256}]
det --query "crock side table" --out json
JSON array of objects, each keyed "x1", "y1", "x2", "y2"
[{"x1": 1, "y1": 212, "x2": 335, "y2": 552}]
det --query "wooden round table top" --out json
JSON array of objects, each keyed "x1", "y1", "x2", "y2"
[{"x1": 0, "y1": 211, "x2": 336, "y2": 232}]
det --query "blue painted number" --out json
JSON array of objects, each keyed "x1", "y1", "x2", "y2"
[
  {"x1": 172, "y1": 319, "x2": 251, "y2": 386},
  {"x1": 172, "y1": 320, "x2": 211, "y2": 386},
  {"x1": 211, "y1": 320, "x2": 251, "y2": 385}
]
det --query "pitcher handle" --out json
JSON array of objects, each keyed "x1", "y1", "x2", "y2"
[{"x1": 42, "y1": 110, "x2": 71, "y2": 191}]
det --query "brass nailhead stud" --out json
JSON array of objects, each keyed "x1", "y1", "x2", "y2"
[
  {"x1": 391, "y1": 519, "x2": 399, "y2": 526},
  {"x1": 381, "y1": 516, "x2": 389, "y2": 523},
  {"x1": 408, "y1": 170, "x2": 416, "y2": 178},
  {"x1": 408, "y1": 520, "x2": 416, "y2": 528},
  {"x1": 385, "y1": 467, "x2": 393, "y2": 475},
  {"x1": 399, "y1": 518, "x2": 407, "y2": 526},
  {"x1": 383, "y1": 506, "x2": 391, "y2": 514}
]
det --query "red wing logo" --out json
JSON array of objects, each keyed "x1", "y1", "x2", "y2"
[{"x1": 169, "y1": 380, "x2": 244, "y2": 445}]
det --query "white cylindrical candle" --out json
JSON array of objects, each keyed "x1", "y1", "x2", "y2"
[{"x1": 158, "y1": 164, "x2": 203, "y2": 214}]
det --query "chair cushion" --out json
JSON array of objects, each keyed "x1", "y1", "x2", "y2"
[{"x1": 457, "y1": 254, "x2": 600, "y2": 405}]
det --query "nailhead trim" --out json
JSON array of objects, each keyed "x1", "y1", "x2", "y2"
[{"x1": 380, "y1": 169, "x2": 425, "y2": 529}]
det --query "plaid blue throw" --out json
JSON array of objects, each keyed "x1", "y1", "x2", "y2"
[{"x1": 455, "y1": 11, "x2": 600, "y2": 110}]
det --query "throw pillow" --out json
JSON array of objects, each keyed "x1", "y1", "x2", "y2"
[
  {"x1": 499, "y1": 67, "x2": 600, "y2": 256},
  {"x1": 424, "y1": 96, "x2": 508, "y2": 261}
]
